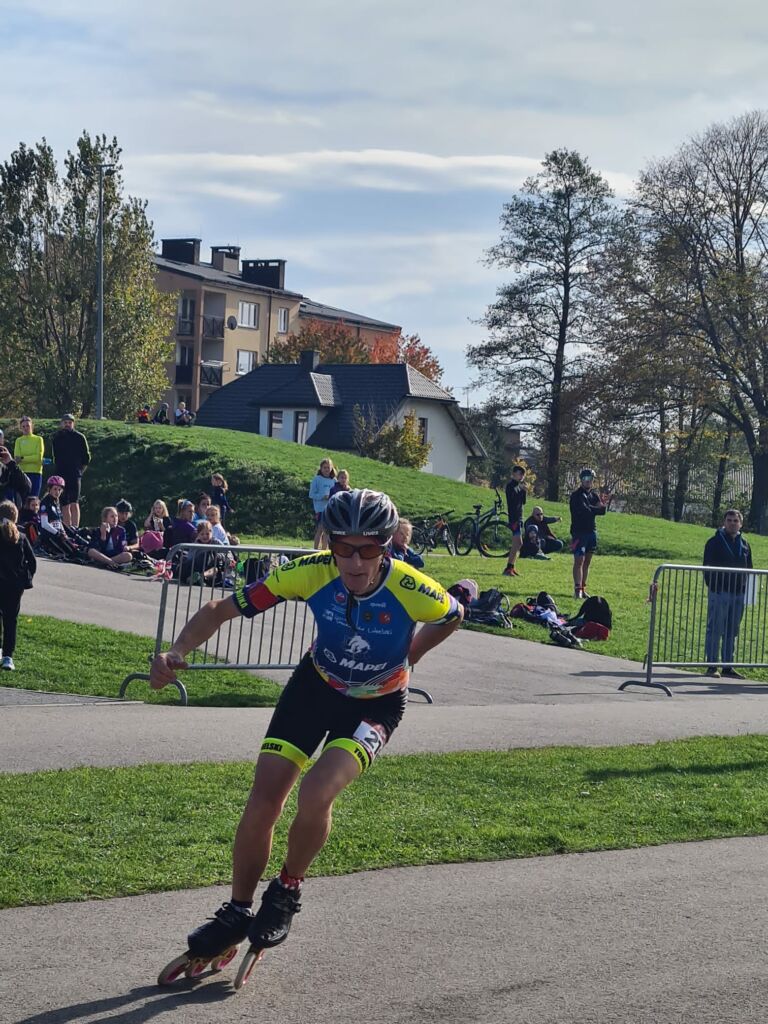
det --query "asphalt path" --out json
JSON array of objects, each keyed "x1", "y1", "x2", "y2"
[{"x1": 3, "y1": 838, "x2": 768, "y2": 1024}]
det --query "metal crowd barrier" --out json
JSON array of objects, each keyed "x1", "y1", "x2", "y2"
[
  {"x1": 119, "y1": 542, "x2": 433, "y2": 705},
  {"x1": 620, "y1": 563, "x2": 768, "y2": 697}
]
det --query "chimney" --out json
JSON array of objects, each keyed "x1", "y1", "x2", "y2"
[
  {"x1": 299, "y1": 350, "x2": 321, "y2": 371},
  {"x1": 241, "y1": 259, "x2": 286, "y2": 290},
  {"x1": 211, "y1": 245, "x2": 241, "y2": 273},
  {"x1": 160, "y1": 238, "x2": 201, "y2": 265}
]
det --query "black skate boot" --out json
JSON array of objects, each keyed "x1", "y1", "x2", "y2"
[
  {"x1": 248, "y1": 879, "x2": 302, "y2": 949},
  {"x1": 187, "y1": 901, "x2": 253, "y2": 958}
]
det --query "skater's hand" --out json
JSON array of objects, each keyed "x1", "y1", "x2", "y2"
[{"x1": 150, "y1": 650, "x2": 188, "y2": 689}]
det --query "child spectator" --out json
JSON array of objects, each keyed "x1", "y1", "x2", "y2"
[
  {"x1": 137, "y1": 405, "x2": 151, "y2": 423},
  {"x1": 164, "y1": 499, "x2": 197, "y2": 551},
  {"x1": 523, "y1": 506, "x2": 564, "y2": 554},
  {"x1": 520, "y1": 523, "x2": 550, "y2": 560},
  {"x1": 0, "y1": 500, "x2": 36, "y2": 670},
  {"x1": 115, "y1": 499, "x2": 139, "y2": 551},
  {"x1": 14, "y1": 416, "x2": 45, "y2": 498},
  {"x1": 152, "y1": 403, "x2": 170, "y2": 425},
  {"x1": 86, "y1": 506, "x2": 132, "y2": 570},
  {"x1": 194, "y1": 493, "x2": 212, "y2": 524},
  {"x1": 309, "y1": 457, "x2": 336, "y2": 548},
  {"x1": 40, "y1": 475, "x2": 67, "y2": 538},
  {"x1": 329, "y1": 469, "x2": 351, "y2": 497},
  {"x1": 144, "y1": 499, "x2": 171, "y2": 533},
  {"x1": 179, "y1": 519, "x2": 220, "y2": 584},
  {"x1": 206, "y1": 504, "x2": 229, "y2": 545},
  {"x1": 210, "y1": 473, "x2": 232, "y2": 523},
  {"x1": 388, "y1": 518, "x2": 425, "y2": 569},
  {"x1": 19, "y1": 495, "x2": 41, "y2": 542}
]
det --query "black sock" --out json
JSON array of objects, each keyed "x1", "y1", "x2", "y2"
[{"x1": 230, "y1": 898, "x2": 253, "y2": 912}]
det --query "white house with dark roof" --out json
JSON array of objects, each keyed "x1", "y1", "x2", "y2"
[{"x1": 195, "y1": 350, "x2": 485, "y2": 481}]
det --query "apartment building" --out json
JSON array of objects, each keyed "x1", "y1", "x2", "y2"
[{"x1": 154, "y1": 238, "x2": 401, "y2": 413}]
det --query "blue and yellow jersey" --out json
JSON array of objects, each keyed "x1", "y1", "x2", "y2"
[{"x1": 233, "y1": 552, "x2": 460, "y2": 698}]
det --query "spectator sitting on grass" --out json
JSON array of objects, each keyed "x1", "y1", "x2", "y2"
[
  {"x1": 520, "y1": 523, "x2": 551, "y2": 560},
  {"x1": 206, "y1": 504, "x2": 229, "y2": 545},
  {"x1": 175, "y1": 401, "x2": 195, "y2": 426},
  {"x1": 87, "y1": 506, "x2": 132, "y2": 571},
  {"x1": 388, "y1": 518, "x2": 425, "y2": 569},
  {"x1": 19, "y1": 495, "x2": 41, "y2": 542},
  {"x1": 164, "y1": 499, "x2": 197, "y2": 551},
  {"x1": 115, "y1": 499, "x2": 139, "y2": 552},
  {"x1": 523, "y1": 506, "x2": 564, "y2": 554},
  {"x1": 194, "y1": 493, "x2": 212, "y2": 524},
  {"x1": 152, "y1": 403, "x2": 170, "y2": 425},
  {"x1": 144, "y1": 499, "x2": 171, "y2": 534}
]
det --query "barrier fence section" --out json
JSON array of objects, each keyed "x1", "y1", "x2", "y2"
[
  {"x1": 619, "y1": 563, "x2": 768, "y2": 697},
  {"x1": 119, "y1": 543, "x2": 433, "y2": 705}
]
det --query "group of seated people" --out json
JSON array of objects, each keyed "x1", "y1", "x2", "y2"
[
  {"x1": 136, "y1": 402, "x2": 196, "y2": 427},
  {"x1": 19, "y1": 475, "x2": 236, "y2": 584}
]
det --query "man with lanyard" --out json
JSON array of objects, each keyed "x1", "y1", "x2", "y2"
[
  {"x1": 569, "y1": 468, "x2": 608, "y2": 599},
  {"x1": 150, "y1": 488, "x2": 463, "y2": 966},
  {"x1": 502, "y1": 465, "x2": 527, "y2": 577},
  {"x1": 703, "y1": 509, "x2": 753, "y2": 679}
]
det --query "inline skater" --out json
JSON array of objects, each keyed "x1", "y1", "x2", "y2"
[{"x1": 152, "y1": 488, "x2": 463, "y2": 983}]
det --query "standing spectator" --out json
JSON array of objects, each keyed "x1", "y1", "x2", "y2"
[
  {"x1": 524, "y1": 506, "x2": 564, "y2": 554},
  {"x1": 329, "y1": 469, "x2": 351, "y2": 498},
  {"x1": 210, "y1": 473, "x2": 232, "y2": 523},
  {"x1": 0, "y1": 500, "x2": 36, "y2": 670},
  {"x1": 569, "y1": 468, "x2": 608, "y2": 599},
  {"x1": 152, "y1": 403, "x2": 170, "y2": 425},
  {"x1": 0, "y1": 441, "x2": 31, "y2": 507},
  {"x1": 115, "y1": 499, "x2": 139, "y2": 552},
  {"x1": 13, "y1": 416, "x2": 45, "y2": 498},
  {"x1": 388, "y1": 518, "x2": 425, "y2": 569},
  {"x1": 502, "y1": 465, "x2": 527, "y2": 577},
  {"x1": 703, "y1": 509, "x2": 753, "y2": 680},
  {"x1": 86, "y1": 506, "x2": 132, "y2": 570},
  {"x1": 309, "y1": 457, "x2": 336, "y2": 548},
  {"x1": 52, "y1": 413, "x2": 91, "y2": 529}
]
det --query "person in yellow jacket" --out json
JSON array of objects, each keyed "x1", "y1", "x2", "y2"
[{"x1": 13, "y1": 417, "x2": 45, "y2": 497}]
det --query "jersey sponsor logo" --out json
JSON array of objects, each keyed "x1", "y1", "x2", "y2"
[
  {"x1": 379, "y1": 612, "x2": 391, "y2": 624},
  {"x1": 335, "y1": 591, "x2": 347, "y2": 604},
  {"x1": 280, "y1": 560, "x2": 297, "y2": 571},
  {"x1": 345, "y1": 635, "x2": 371, "y2": 655},
  {"x1": 324, "y1": 648, "x2": 338, "y2": 663},
  {"x1": 297, "y1": 553, "x2": 333, "y2": 567},
  {"x1": 399, "y1": 575, "x2": 416, "y2": 591},
  {"x1": 418, "y1": 582, "x2": 445, "y2": 601},
  {"x1": 339, "y1": 657, "x2": 388, "y2": 672}
]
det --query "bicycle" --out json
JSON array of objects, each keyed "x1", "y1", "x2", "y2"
[
  {"x1": 411, "y1": 510, "x2": 457, "y2": 556},
  {"x1": 454, "y1": 489, "x2": 509, "y2": 557}
]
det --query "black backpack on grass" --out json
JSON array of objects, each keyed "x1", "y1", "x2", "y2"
[{"x1": 574, "y1": 596, "x2": 612, "y2": 629}]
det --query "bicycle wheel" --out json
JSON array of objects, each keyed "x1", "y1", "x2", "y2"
[
  {"x1": 441, "y1": 526, "x2": 457, "y2": 556},
  {"x1": 478, "y1": 519, "x2": 510, "y2": 557},
  {"x1": 454, "y1": 517, "x2": 475, "y2": 556},
  {"x1": 410, "y1": 527, "x2": 428, "y2": 554}
]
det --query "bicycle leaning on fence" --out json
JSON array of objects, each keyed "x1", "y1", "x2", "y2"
[
  {"x1": 454, "y1": 489, "x2": 509, "y2": 557},
  {"x1": 410, "y1": 510, "x2": 457, "y2": 556}
]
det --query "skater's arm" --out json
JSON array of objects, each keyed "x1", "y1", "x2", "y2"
[
  {"x1": 407, "y1": 608, "x2": 463, "y2": 667},
  {"x1": 150, "y1": 598, "x2": 241, "y2": 688}
]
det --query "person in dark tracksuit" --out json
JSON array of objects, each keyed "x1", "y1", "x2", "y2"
[
  {"x1": 0, "y1": 500, "x2": 36, "y2": 671},
  {"x1": 52, "y1": 413, "x2": 91, "y2": 529},
  {"x1": 703, "y1": 509, "x2": 753, "y2": 679},
  {"x1": 569, "y1": 468, "x2": 608, "y2": 599},
  {"x1": 502, "y1": 465, "x2": 527, "y2": 577}
]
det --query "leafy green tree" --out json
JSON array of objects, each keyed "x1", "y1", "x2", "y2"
[
  {"x1": 352, "y1": 405, "x2": 432, "y2": 469},
  {"x1": 468, "y1": 149, "x2": 618, "y2": 500},
  {"x1": 0, "y1": 132, "x2": 174, "y2": 418}
]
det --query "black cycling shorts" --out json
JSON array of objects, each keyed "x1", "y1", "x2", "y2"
[
  {"x1": 260, "y1": 654, "x2": 407, "y2": 773},
  {"x1": 58, "y1": 472, "x2": 81, "y2": 506}
]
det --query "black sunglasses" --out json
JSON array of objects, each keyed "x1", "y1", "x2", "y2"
[{"x1": 331, "y1": 540, "x2": 386, "y2": 560}]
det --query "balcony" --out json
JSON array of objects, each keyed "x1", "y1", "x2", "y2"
[
  {"x1": 177, "y1": 318, "x2": 194, "y2": 336},
  {"x1": 200, "y1": 364, "x2": 223, "y2": 387},
  {"x1": 175, "y1": 363, "x2": 193, "y2": 385},
  {"x1": 202, "y1": 314, "x2": 225, "y2": 339}
]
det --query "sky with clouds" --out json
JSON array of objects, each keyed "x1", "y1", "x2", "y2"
[{"x1": 1, "y1": 0, "x2": 767, "y2": 399}]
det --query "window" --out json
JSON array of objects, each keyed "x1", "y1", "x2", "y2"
[
  {"x1": 177, "y1": 343, "x2": 194, "y2": 365},
  {"x1": 294, "y1": 411, "x2": 309, "y2": 444},
  {"x1": 268, "y1": 411, "x2": 283, "y2": 438},
  {"x1": 238, "y1": 300, "x2": 260, "y2": 329},
  {"x1": 277, "y1": 307, "x2": 289, "y2": 334},
  {"x1": 177, "y1": 297, "x2": 195, "y2": 336},
  {"x1": 236, "y1": 350, "x2": 257, "y2": 375},
  {"x1": 418, "y1": 417, "x2": 428, "y2": 443}
]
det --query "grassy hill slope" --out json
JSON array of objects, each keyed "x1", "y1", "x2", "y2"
[{"x1": 4, "y1": 420, "x2": 767, "y2": 564}]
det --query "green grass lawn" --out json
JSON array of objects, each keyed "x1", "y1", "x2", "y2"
[
  {"x1": 3, "y1": 735, "x2": 768, "y2": 908},
  {"x1": 3, "y1": 615, "x2": 283, "y2": 707}
]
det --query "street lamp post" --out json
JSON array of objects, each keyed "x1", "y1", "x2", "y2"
[{"x1": 83, "y1": 161, "x2": 116, "y2": 419}]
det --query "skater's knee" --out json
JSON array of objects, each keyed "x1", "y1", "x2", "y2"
[{"x1": 244, "y1": 787, "x2": 288, "y2": 825}]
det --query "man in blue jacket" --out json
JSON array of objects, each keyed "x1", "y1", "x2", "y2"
[{"x1": 703, "y1": 509, "x2": 753, "y2": 679}]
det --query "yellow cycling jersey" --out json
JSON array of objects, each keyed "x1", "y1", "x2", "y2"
[{"x1": 233, "y1": 552, "x2": 460, "y2": 697}]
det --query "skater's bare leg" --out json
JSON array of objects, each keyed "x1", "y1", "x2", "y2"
[
  {"x1": 573, "y1": 554, "x2": 584, "y2": 593},
  {"x1": 581, "y1": 551, "x2": 595, "y2": 592},
  {"x1": 283, "y1": 747, "x2": 361, "y2": 879},
  {"x1": 231, "y1": 753, "x2": 301, "y2": 902}
]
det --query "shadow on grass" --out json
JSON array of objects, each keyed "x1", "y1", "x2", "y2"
[{"x1": 584, "y1": 759, "x2": 768, "y2": 783}]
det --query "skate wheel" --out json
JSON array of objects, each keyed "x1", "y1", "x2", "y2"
[
  {"x1": 233, "y1": 947, "x2": 264, "y2": 990},
  {"x1": 210, "y1": 945, "x2": 240, "y2": 972},
  {"x1": 157, "y1": 953, "x2": 191, "y2": 986},
  {"x1": 185, "y1": 957, "x2": 210, "y2": 979}
]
